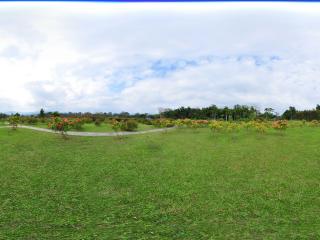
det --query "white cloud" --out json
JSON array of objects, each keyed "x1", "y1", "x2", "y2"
[{"x1": 1, "y1": 2, "x2": 320, "y2": 113}]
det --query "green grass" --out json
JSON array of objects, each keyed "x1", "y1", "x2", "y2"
[
  {"x1": 24, "y1": 122, "x2": 155, "y2": 132},
  {"x1": 0, "y1": 121, "x2": 7, "y2": 126},
  {"x1": 0, "y1": 127, "x2": 320, "y2": 239}
]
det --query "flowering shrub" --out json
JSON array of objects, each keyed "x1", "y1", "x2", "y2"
[
  {"x1": 111, "y1": 119, "x2": 138, "y2": 132},
  {"x1": 209, "y1": 120, "x2": 224, "y2": 132},
  {"x1": 193, "y1": 120, "x2": 209, "y2": 128},
  {"x1": 190, "y1": 121, "x2": 200, "y2": 130},
  {"x1": 111, "y1": 119, "x2": 121, "y2": 132},
  {"x1": 174, "y1": 119, "x2": 185, "y2": 128},
  {"x1": 310, "y1": 120, "x2": 320, "y2": 127},
  {"x1": 288, "y1": 120, "x2": 304, "y2": 128},
  {"x1": 69, "y1": 118, "x2": 84, "y2": 130},
  {"x1": 225, "y1": 122, "x2": 240, "y2": 133},
  {"x1": 242, "y1": 121, "x2": 253, "y2": 131},
  {"x1": 152, "y1": 119, "x2": 174, "y2": 128},
  {"x1": 272, "y1": 120, "x2": 288, "y2": 131},
  {"x1": 253, "y1": 121, "x2": 268, "y2": 134},
  {"x1": 182, "y1": 119, "x2": 192, "y2": 128},
  {"x1": 48, "y1": 117, "x2": 71, "y2": 138}
]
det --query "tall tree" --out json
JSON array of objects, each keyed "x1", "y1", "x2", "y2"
[{"x1": 39, "y1": 108, "x2": 45, "y2": 118}]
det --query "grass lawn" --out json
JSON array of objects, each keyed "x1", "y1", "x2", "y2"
[
  {"x1": 0, "y1": 121, "x2": 7, "y2": 126},
  {"x1": 24, "y1": 122, "x2": 156, "y2": 132},
  {"x1": 0, "y1": 127, "x2": 320, "y2": 239}
]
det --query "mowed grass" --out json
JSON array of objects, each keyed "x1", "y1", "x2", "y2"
[
  {"x1": 0, "y1": 127, "x2": 320, "y2": 239},
  {"x1": 25, "y1": 122, "x2": 155, "y2": 132}
]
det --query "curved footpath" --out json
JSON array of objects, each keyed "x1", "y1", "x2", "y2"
[{"x1": 0, "y1": 125, "x2": 175, "y2": 137}]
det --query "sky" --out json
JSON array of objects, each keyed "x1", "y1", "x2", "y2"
[{"x1": 1, "y1": 2, "x2": 320, "y2": 114}]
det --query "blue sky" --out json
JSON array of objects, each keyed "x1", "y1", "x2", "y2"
[{"x1": 1, "y1": 2, "x2": 320, "y2": 114}]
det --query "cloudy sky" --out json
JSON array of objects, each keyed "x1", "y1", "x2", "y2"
[{"x1": 1, "y1": 2, "x2": 320, "y2": 114}]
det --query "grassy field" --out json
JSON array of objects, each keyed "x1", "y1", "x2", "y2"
[
  {"x1": 0, "y1": 127, "x2": 320, "y2": 239},
  {"x1": 23, "y1": 122, "x2": 156, "y2": 132}
]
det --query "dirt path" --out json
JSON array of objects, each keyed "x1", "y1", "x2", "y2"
[{"x1": 0, "y1": 125, "x2": 175, "y2": 137}]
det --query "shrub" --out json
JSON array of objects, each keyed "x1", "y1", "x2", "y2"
[
  {"x1": 9, "y1": 115, "x2": 20, "y2": 130},
  {"x1": 194, "y1": 120, "x2": 209, "y2": 128},
  {"x1": 48, "y1": 117, "x2": 71, "y2": 138},
  {"x1": 69, "y1": 118, "x2": 84, "y2": 130},
  {"x1": 225, "y1": 122, "x2": 240, "y2": 133},
  {"x1": 190, "y1": 120, "x2": 200, "y2": 130},
  {"x1": 94, "y1": 118, "x2": 102, "y2": 126},
  {"x1": 25, "y1": 116, "x2": 39, "y2": 125},
  {"x1": 137, "y1": 118, "x2": 153, "y2": 125},
  {"x1": 253, "y1": 121, "x2": 268, "y2": 134},
  {"x1": 174, "y1": 119, "x2": 185, "y2": 128},
  {"x1": 83, "y1": 117, "x2": 93, "y2": 124},
  {"x1": 152, "y1": 119, "x2": 174, "y2": 128},
  {"x1": 310, "y1": 120, "x2": 319, "y2": 127},
  {"x1": 111, "y1": 119, "x2": 121, "y2": 132},
  {"x1": 120, "y1": 119, "x2": 138, "y2": 131},
  {"x1": 209, "y1": 120, "x2": 224, "y2": 132},
  {"x1": 272, "y1": 120, "x2": 288, "y2": 131}
]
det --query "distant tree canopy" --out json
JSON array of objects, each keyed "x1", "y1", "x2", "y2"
[
  {"x1": 2, "y1": 104, "x2": 320, "y2": 121},
  {"x1": 162, "y1": 105, "x2": 259, "y2": 120},
  {"x1": 163, "y1": 104, "x2": 320, "y2": 121},
  {"x1": 0, "y1": 113, "x2": 7, "y2": 119},
  {"x1": 282, "y1": 105, "x2": 320, "y2": 121}
]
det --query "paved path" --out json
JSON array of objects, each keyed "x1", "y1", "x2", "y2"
[{"x1": 0, "y1": 125, "x2": 175, "y2": 137}]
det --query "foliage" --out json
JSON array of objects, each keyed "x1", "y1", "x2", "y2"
[
  {"x1": 137, "y1": 118, "x2": 153, "y2": 125},
  {"x1": 225, "y1": 122, "x2": 240, "y2": 133},
  {"x1": 174, "y1": 119, "x2": 185, "y2": 128},
  {"x1": 8, "y1": 115, "x2": 20, "y2": 130},
  {"x1": 282, "y1": 105, "x2": 320, "y2": 121},
  {"x1": 111, "y1": 119, "x2": 121, "y2": 132},
  {"x1": 69, "y1": 118, "x2": 85, "y2": 130},
  {"x1": 111, "y1": 119, "x2": 138, "y2": 132},
  {"x1": 20, "y1": 116, "x2": 39, "y2": 125},
  {"x1": 162, "y1": 104, "x2": 258, "y2": 120},
  {"x1": 39, "y1": 108, "x2": 45, "y2": 118},
  {"x1": 152, "y1": 119, "x2": 175, "y2": 128},
  {"x1": 309, "y1": 120, "x2": 320, "y2": 127},
  {"x1": 51, "y1": 111, "x2": 60, "y2": 117},
  {"x1": 120, "y1": 119, "x2": 138, "y2": 131},
  {"x1": 48, "y1": 117, "x2": 71, "y2": 138},
  {"x1": 0, "y1": 113, "x2": 8, "y2": 119},
  {"x1": 209, "y1": 120, "x2": 224, "y2": 132},
  {"x1": 252, "y1": 121, "x2": 268, "y2": 134},
  {"x1": 94, "y1": 118, "x2": 103, "y2": 126},
  {"x1": 272, "y1": 120, "x2": 288, "y2": 131}
]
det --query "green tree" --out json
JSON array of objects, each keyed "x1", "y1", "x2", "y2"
[
  {"x1": 39, "y1": 108, "x2": 45, "y2": 118},
  {"x1": 264, "y1": 108, "x2": 275, "y2": 120}
]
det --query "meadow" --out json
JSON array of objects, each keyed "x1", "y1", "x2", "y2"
[{"x1": 1, "y1": 124, "x2": 320, "y2": 239}]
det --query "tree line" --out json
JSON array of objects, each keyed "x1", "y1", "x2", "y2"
[
  {"x1": 1, "y1": 105, "x2": 320, "y2": 121},
  {"x1": 282, "y1": 105, "x2": 320, "y2": 121},
  {"x1": 162, "y1": 105, "x2": 320, "y2": 121}
]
